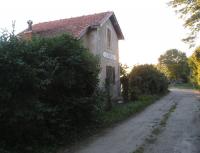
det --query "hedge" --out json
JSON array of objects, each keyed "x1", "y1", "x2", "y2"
[
  {"x1": 129, "y1": 64, "x2": 168, "y2": 100},
  {"x1": 0, "y1": 33, "x2": 100, "y2": 153}
]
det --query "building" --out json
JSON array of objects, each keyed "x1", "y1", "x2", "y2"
[{"x1": 21, "y1": 11, "x2": 124, "y2": 98}]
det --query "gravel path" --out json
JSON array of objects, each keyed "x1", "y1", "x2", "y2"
[
  {"x1": 62, "y1": 88, "x2": 200, "y2": 153},
  {"x1": 143, "y1": 88, "x2": 200, "y2": 153}
]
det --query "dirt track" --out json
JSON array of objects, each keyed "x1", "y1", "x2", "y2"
[
  {"x1": 143, "y1": 89, "x2": 200, "y2": 153},
  {"x1": 63, "y1": 88, "x2": 200, "y2": 153}
]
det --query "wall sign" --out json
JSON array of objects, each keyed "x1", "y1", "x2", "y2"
[{"x1": 103, "y1": 52, "x2": 116, "y2": 61}]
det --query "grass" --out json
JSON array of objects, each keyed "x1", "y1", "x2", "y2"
[
  {"x1": 169, "y1": 83, "x2": 197, "y2": 89},
  {"x1": 133, "y1": 146, "x2": 144, "y2": 153},
  {"x1": 99, "y1": 94, "x2": 163, "y2": 126},
  {"x1": 152, "y1": 127, "x2": 161, "y2": 135},
  {"x1": 159, "y1": 103, "x2": 176, "y2": 127}
]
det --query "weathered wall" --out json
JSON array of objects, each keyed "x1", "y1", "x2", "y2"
[{"x1": 81, "y1": 19, "x2": 120, "y2": 98}]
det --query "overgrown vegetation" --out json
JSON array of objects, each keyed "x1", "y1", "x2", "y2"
[
  {"x1": 99, "y1": 95, "x2": 162, "y2": 126},
  {"x1": 0, "y1": 31, "x2": 170, "y2": 153},
  {"x1": 129, "y1": 65, "x2": 168, "y2": 100},
  {"x1": 133, "y1": 146, "x2": 144, "y2": 153},
  {"x1": 0, "y1": 33, "x2": 100, "y2": 153},
  {"x1": 120, "y1": 64, "x2": 168, "y2": 101}
]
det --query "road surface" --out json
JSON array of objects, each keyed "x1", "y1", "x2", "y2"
[{"x1": 62, "y1": 88, "x2": 200, "y2": 153}]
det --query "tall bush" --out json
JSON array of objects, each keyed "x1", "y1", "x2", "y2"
[
  {"x1": 0, "y1": 33, "x2": 100, "y2": 152},
  {"x1": 129, "y1": 64, "x2": 168, "y2": 100},
  {"x1": 188, "y1": 47, "x2": 200, "y2": 86},
  {"x1": 120, "y1": 64, "x2": 129, "y2": 102}
]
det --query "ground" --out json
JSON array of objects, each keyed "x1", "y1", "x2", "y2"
[{"x1": 61, "y1": 88, "x2": 200, "y2": 153}]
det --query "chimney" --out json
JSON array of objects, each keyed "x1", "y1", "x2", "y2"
[
  {"x1": 27, "y1": 20, "x2": 33, "y2": 31},
  {"x1": 22, "y1": 20, "x2": 33, "y2": 40}
]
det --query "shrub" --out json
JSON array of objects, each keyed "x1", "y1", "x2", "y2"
[
  {"x1": 0, "y1": 33, "x2": 100, "y2": 152},
  {"x1": 120, "y1": 64, "x2": 129, "y2": 102},
  {"x1": 129, "y1": 64, "x2": 168, "y2": 100},
  {"x1": 188, "y1": 47, "x2": 200, "y2": 87},
  {"x1": 120, "y1": 75, "x2": 129, "y2": 102}
]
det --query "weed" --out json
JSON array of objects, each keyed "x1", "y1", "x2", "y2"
[
  {"x1": 99, "y1": 95, "x2": 161, "y2": 126},
  {"x1": 133, "y1": 146, "x2": 144, "y2": 153},
  {"x1": 132, "y1": 103, "x2": 177, "y2": 153}
]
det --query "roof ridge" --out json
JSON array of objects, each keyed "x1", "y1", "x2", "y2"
[
  {"x1": 20, "y1": 11, "x2": 124, "y2": 40},
  {"x1": 33, "y1": 11, "x2": 112, "y2": 26}
]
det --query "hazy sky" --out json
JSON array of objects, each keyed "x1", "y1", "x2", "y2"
[{"x1": 0, "y1": 0, "x2": 192, "y2": 66}]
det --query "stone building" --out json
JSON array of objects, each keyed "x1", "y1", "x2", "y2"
[{"x1": 21, "y1": 11, "x2": 124, "y2": 98}]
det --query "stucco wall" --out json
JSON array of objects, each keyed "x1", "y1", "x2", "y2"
[{"x1": 81, "y1": 19, "x2": 121, "y2": 98}]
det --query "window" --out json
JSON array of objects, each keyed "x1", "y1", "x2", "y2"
[
  {"x1": 106, "y1": 66, "x2": 115, "y2": 84},
  {"x1": 107, "y1": 28, "x2": 111, "y2": 49}
]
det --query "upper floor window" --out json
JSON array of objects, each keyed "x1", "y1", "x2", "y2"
[{"x1": 107, "y1": 28, "x2": 111, "y2": 49}]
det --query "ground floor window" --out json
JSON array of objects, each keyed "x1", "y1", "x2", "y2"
[{"x1": 106, "y1": 66, "x2": 115, "y2": 84}]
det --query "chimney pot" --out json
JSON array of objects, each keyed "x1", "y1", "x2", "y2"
[{"x1": 27, "y1": 20, "x2": 33, "y2": 31}]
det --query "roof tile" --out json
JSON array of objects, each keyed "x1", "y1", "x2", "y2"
[{"x1": 25, "y1": 12, "x2": 113, "y2": 38}]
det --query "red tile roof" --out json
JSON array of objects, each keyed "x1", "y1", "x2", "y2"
[{"x1": 21, "y1": 11, "x2": 124, "y2": 39}]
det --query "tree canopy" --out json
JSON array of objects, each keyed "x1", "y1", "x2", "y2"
[
  {"x1": 188, "y1": 47, "x2": 200, "y2": 86},
  {"x1": 169, "y1": 0, "x2": 200, "y2": 46},
  {"x1": 158, "y1": 49, "x2": 189, "y2": 81}
]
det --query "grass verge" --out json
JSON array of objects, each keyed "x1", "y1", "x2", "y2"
[
  {"x1": 169, "y1": 83, "x2": 198, "y2": 89},
  {"x1": 99, "y1": 94, "x2": 164, "y2": 127}
]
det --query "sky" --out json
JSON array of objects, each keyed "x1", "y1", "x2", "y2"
[{"x1": 0, "y1": 0, "x2": 193, "y2": 66}]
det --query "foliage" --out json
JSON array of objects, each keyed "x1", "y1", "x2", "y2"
[
  {"x1": 0, "y1": 33, "x2": 100, "y2": 153},
  {"x1": 129, "y1": 65, "x2": 168, "y2": 100},
  {"x1": 168, "y1": 0, "x2": 200, "y2": 46},
  {"x1": 188, "y1": 47, "x2": 200, "y2": 86},
  {"x1": 158, "y1": 49, "x2": 190, "y2": 82},
  {"x1": 120, "y1": 64, "x2": 129, "y2": 77},
  {"x1": 99, "y1": 95, "x2": 161, "y2": 126},
  {"x1": 120, "y1": 64, "x2": 129, "y2": 102}
]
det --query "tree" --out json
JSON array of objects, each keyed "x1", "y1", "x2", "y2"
[
  {"x1": 120, "y1": 64, "x2": 129, "y2": 77},
  {"x1": 188, "y1": 47, "x2": 200, "y2": 86},
  {"x1": 158, "y1": 49, "x2": 190, "y2": 82},
  {"x1": 169, "y1": 0, "x2": 200, "y2": 46}
]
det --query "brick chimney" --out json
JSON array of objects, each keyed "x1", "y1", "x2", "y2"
[
  {"x1": 22, "y1": 20, "x2": 33, "y2": 40},
  {"x1": 27, "y1": 20, "x2": 33, "y2": 31}
]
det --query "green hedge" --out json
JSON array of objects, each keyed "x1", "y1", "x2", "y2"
[
  {"x1": 129, "y1": 64, "x2": 168, "y2": 100},
  {"x1": 0, "y1": 34, "x2": 100, "y2": 153}
]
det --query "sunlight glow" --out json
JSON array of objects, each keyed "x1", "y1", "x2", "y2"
[{"x1": 0, "y1": 0, "x2": 193, "y2": 66}]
